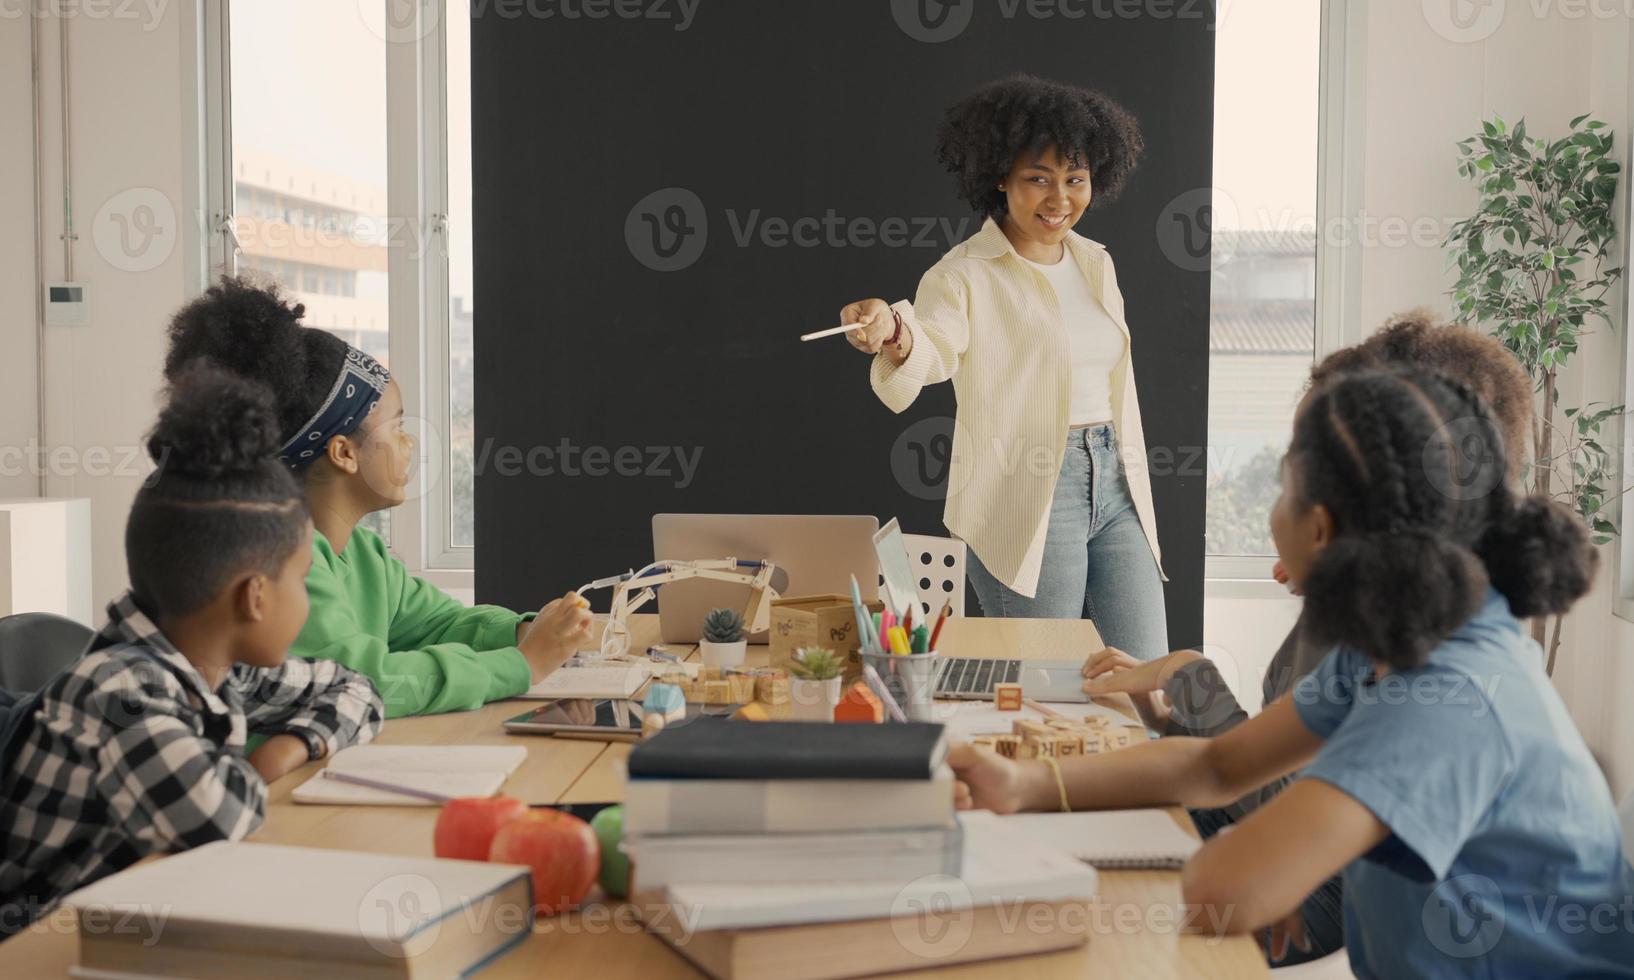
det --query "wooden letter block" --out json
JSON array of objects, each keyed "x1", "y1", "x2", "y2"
[
  {"x1": 754, "y1": 672, "x2": 790, "y2": 706},
  {"x1": 990, "y1": 734, "x2": 1022, "y2": 759},
  {"x1": 833, "y1": 681, "x2": 884, "y2": 723},
  {"x1": 1013, "y1": 719, "x2": 1053, "y2": 740},
  {"x1": 727, "y1": 674, "x2": 757, "y2": 703},
  {"x1": 994, "y1": 683, "x2": 1023, "y2": 711}
]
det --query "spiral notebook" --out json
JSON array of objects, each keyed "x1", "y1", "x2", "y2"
[
  {"x1": 990, "y1": 808, "x2": 1201, "y2": 869},
  {"x1": 292, "y1": 744, "x2": 528, "y2": 806}
]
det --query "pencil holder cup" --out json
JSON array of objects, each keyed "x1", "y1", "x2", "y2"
[{"x1": 860, "y1": 650, "x2": 940, "y2": 723}]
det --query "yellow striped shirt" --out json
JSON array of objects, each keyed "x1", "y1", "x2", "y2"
[{"x1": 870, "y1": 217, "x2": 1165, "y2": 598}]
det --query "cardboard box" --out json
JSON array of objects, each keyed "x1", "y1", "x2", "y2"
[{"x1": 769, "y1": 594, "x2": 884, "y2": 683}]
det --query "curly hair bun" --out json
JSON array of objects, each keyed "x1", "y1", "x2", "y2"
[
  {"x1": 147, "y1": 362, "x2": 284, "y2": 480},
  {"x1": 1479, "y1": 496, "x2": 1599, "y2": 619},
  {"x1": 1302, "y1": 532, "x2": 1489, "y2": 669},
  {"x1": 163, "y1": 276, "x2": 310, "y2": 392}
]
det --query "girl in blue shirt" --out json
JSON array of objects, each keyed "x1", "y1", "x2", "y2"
[{"x1": 950, "y1": 366, "x2": 1634, "y2": 978}]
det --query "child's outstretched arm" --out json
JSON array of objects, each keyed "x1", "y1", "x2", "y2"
[
  {"x1": 1180, "y1": 777, "x2": 1387, "y2": 937},
  {"x1": 235, "y1": 656, "x2": 384, "y2": 764},
  {"x1": 951, "y1": 694, "x2": 1325, "y2": 815},
  {"x1": 295, "y1": 559, "x2": 531, "y2": 717}
]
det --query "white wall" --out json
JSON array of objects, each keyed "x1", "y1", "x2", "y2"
[
  {"x1": 1345, "y1": 2, "x2": 1633, "y2": 798},
  {"x1": 1561, "y1": 14, "x2": 1634, "y2": 801},
  {"x1": 1206, "y1": 3, "x2": 1634, "y2": 799},
  {"x1": 0, "y1": 17, "x2": 40, "y2": 502},
  {"x1": 0, "y1": 6, "x2": 199, "y2": 619}
]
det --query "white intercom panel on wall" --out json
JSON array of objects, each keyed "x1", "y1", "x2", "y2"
[{"x1": 44, "y1": 283, "x2": 89, "y2": 326}]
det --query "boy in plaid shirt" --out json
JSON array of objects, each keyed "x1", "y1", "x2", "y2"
[{"x1": 0, "y1": 367, "x2": 383, "y2": 934}]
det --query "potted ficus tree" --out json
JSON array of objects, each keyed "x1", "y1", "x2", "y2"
[
  {"x1": 1445, "y1": 112, "x2": 1625, "y2": 673},
  {"x1": 787, "y1": 647, "x2": 844, "y2": 722},
  {"x1": 698, "y1": 607, "x2": 747, "y2": 668}
]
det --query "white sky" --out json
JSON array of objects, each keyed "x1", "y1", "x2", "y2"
[
  {"x1": 1213, "y1": 2, "x2": 1321, "y2": 230},
  {"x1": 230, "y1": 0, "x2": 475, "y2": 304}
]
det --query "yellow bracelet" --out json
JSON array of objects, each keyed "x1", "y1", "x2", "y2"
[{"x1": 1041, "y1": 756, "x2": 1071, "y2": 813}]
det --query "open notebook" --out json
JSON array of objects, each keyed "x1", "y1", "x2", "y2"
[
  {"x1": 515, "y1": 655, "x2": 695, "y2": 700},
  {"x1": 292, "y1": 745, "x2": 528, "y2": 806},
  {"x1": 989, "y1": 808, "x2": 1201, "y2": 868}
]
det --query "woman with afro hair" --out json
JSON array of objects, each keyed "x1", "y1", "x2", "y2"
[{"x1": 841, "y1": 74, "x2": 1167, "y2": 669}]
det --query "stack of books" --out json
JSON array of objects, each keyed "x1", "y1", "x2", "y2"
[
  {"x1": 622, "y1": 717, "x2": 961, "y2": 892},
  {"x1": 623, "y1": 718, "x2": 1098, "y2": 979},
  {"x1": 65, "y1": 842, "x2": 531, "y2": 978}
]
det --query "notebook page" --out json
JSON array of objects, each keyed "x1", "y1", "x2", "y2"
[{"x1": 987, "y1": 809, "x2": 1200, "y2": 868}]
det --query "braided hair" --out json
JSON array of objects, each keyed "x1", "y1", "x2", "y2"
[
  {"x1": 128, "y1": 362, "x2": 311, "y2": 619},
  {"x1": 1308, "y1": 309, "x2": 1534, "y2": 483},
  {"x1": 1292, "y1": 366, "x2": 1596, "y2": 669}
]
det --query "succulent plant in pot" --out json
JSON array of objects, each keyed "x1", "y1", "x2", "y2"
[
  {"x1": 698, "y1": 607, "x2": 747, "y2": 668},
  {"x1": 788, "y1": 647, "x2": 844, "y2": 722}
]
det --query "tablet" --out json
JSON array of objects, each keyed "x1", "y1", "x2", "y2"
[
  {"x1": 504, "y1": 699, "x2": 646, "y2": 740},
  {"x1": 504, "y1": 698, "x2": 739, "y2": 740}
]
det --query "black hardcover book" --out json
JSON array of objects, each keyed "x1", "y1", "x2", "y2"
[{"x1": 627, "y1": 718, "x2": 949, "y2": 780}]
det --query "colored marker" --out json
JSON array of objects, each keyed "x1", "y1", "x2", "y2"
[{"x1": 928, "y1": 600, "x2": 951, "y2": 652}]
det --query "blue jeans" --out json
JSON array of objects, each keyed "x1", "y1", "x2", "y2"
[{"x1": 966, "y1": 423, "x2": 1169, "y2": 662}]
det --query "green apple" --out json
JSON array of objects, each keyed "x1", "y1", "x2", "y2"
[{"x1": 590, "y1": 805, "x2": 630, "y2": 899}]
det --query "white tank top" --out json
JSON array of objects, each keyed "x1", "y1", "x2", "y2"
[{"x1": 1022, "y1": 249, "x2": 1126, "y2": 425}]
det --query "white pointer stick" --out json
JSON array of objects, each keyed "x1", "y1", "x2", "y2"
[{"x1": 800, "y1": 322, "x2": 866, "y2": 342}]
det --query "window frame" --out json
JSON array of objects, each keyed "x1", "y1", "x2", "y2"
[
  {"x1": 1204, "y1": 0, "x2": 1366, "y2": 587},
  {"x1": 201, "y1": 0, "x2": 472, "y2": 589},
  {"x1": 1614, "y1": 23, "x2": 1634, "y2": 624}
]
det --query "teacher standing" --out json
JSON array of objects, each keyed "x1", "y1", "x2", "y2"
[{"x1": 842, "y1": 74, "x2": 1168, "y2": 663}]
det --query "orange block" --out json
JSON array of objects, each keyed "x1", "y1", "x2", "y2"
[
  {"x1": 833, "y1": 681, "x2": 884, "y2": 723},
  {"x1": 994, "y1": 683, "x2": 1023, "y2": 711},
  {"x1": 733, "y1": 702, "x2": 771, "y2": 722}
]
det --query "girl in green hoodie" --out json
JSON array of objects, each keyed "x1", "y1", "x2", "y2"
[{"x1": 163, "y1": 277, "x2": 591, "y2": 717}]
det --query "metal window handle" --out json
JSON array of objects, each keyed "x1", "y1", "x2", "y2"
[{"x1": 216, "y1": 211, "x2": 242, "y2": 257}]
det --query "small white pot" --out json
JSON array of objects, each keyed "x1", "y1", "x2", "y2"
[
  {"x1": 789, "y1": 676, "x2": 842, "y2": 722},
  {"x1": 698, "y1": 639, "x2": 747, "y2": 669}
]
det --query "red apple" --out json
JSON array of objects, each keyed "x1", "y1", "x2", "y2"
[
  {"x1": 488, "y1": 809, "x2": 601, "y2": 916},
  {"x1": 434, "y1": 796, "x2": 529, "y2": 862}
]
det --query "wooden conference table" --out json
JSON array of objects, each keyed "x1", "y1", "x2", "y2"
[{"x1": 2, "y1": 615, "x2": 1268, "y2": 978}]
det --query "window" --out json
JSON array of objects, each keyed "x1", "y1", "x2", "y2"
[
  {"x1": 224, "y1": 0, "x2": 395, "y2": 542},
  {"x1": 1205, "y1": 1, "x2": 1355, "y2": 577},
  {"x1": 1619, "y1": 141, "x2": 1634, "y2": 623},
  {"x1": 210, "y1": 1, "x2": 476, "y2": 573},
  {"x1": 445, "y1": 9, "x2": 476, "y2": 549}
]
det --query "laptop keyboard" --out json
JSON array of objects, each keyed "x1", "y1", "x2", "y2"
[{"x1": 936, "y1": 657, "x2": 1023, "y2": 695}]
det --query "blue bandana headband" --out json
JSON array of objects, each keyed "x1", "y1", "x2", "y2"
[{"x1": 277, "y1": 347, "x2": 392, "y2": 470}]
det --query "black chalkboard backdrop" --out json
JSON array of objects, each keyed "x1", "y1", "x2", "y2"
[{"x1": 471, "y1": 0, "x2": 1215, "y2": 647}]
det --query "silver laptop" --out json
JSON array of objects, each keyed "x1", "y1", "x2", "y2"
[
  {"x1": 652, "y1": 515, "x2": 880, "y2": 644},
  {"x1": 874, "y1": 518, "x2": 1088, "y2": 704}
]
